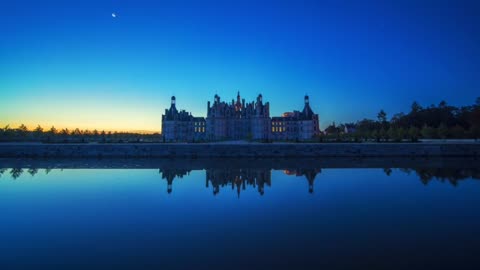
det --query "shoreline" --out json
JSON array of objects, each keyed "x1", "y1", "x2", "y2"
[
  {"x1": 1, "y1": 156, "x2": 480, "y2": 169},
  {"x1": 0, "y1": 142, "x2": 479, "y2": 158}
]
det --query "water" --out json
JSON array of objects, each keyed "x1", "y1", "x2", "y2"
[{"x1": 1, "y1": 158, "x2": 479, "y2": 269}]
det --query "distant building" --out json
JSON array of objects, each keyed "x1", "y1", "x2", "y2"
[
  {"x1": 206, "y1": 92, "x2": 270, "y2": 140},
  {"x1": 161, "y1": 96, "x2": 206, "y2": 142},
  {"x1": 161, "y1": 93, "x2": 320, "y2": 142},
  {"x1": 344, "y1": 124, "x2": 357, "y2": 134},
  {"x1": 271, "y1": 95, "x2": 320, "y2": 141}
]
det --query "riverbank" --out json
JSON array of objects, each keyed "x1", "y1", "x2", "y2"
[
  {"x1": 0, "y1": 142, "x2": 478, "y2": 158},
  {"x1": 1, "y1": 156, "x2": 479, "y2": 170}
]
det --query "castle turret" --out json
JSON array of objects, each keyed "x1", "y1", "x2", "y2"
[{"x1": 302, "y1": 95, "x2": 313, "y2": 119}]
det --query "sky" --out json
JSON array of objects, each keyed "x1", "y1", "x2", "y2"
[{"x1": 1, "y1": 0, "x2": 479, "y2": 132}]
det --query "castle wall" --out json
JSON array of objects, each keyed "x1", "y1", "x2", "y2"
[{"x1": 163, "y1": 93, "x2": 319, "y2": 142}]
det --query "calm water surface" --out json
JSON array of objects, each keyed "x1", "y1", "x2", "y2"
[{"x1": 0, "y1": 159, "x2": 479, "y2": 269}]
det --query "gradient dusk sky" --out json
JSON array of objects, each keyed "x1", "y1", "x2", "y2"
[{"x1": 1, "y1": 0, "x2": 479, "y2": 132}]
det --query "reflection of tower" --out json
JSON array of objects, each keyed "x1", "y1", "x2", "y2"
[
  {"x1": 303, "y1": 169, "x2": 319, "y2": 193},
  {"x1": 206, "y1": 168, "x2": 271, "y2": 196},
  {"x1": 159, "y1": 169, "x2": 191, "y2": 194},
  {"x1": 284, "y1": 168, "x2": 321, "y2": 193}
]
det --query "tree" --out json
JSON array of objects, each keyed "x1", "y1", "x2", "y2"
[
  {"x1": 408, "y1": 126, "x2": 420, "y2": 142},
  {"x1": 469, "y1": 125, "x2": 480, "y2": 141},
  {"x1": 72, "y1": 128, "x2": 82, "y2": 136},
  {"x1": 396, "y1": 127, "x2": 406, "y2": 142},
  {"x1": 411, "y1": 101, "x2": 422, "y2": 113},
  {"x1": 325, "y1": 123, "x2": 339, "y2": 135},
  {"x1": 379, "y1": 127, "x2": 388, "y2": 142},
  {"x1": 48, "y1": 126, "x2": 57, "y2": 135},
  {"x1": 371, "y1": 129, "x2": 380, "y2": 142},
  {"x1": 437, "y1": 123, "x2": 448, "y2": 139},
  {"x1": 439, "y1": 100, "x2": 447, "y2": 109},
  {"x1": 17, "y1": 124, "x2": 29, "y2": 138},
  {"x1": 387, "y1": 127, "x2": 397, "y2": 141},
  {"x1": 420, "y1": 124, "x2": 436, "y2": 139},
  {"x1": 377, "y1": 110, "x2": 387, "y2": 124},
  {"x1": 450, "y1": 125, "x2": 465, "y2": 138},
  {"x1": 56, "y1": 128, "x2": 68, "y2": 142},
  {"x1": 0, "y1": 125, "x2": 10, "y2": 139},
  {"x1": 101, "y1": 130, "x2": 106, "y2": 143},
  {"x1": 34, "y1": 125, "x2": 44, "y2": 139}
]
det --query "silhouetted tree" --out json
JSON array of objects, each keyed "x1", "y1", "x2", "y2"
[
  {"x1": 17, "y1": 124, "x2": 28, "y2": 138},
  {"x1": 470, "y1": 125, "x2": 480, "y2": 141},
  {"x1": 377, "y1": 110, "x2": 387, "y2": 124},
  {"x1": 27, "y1": 168, "x2": 38, "y2": 176},
  {"x1": 421, "y1": 124, "x2": 436, "y2": 139},
  {"x1": 411, "y1": 101, "x2": 422, "y2": 113},
  {"x1": 450, "y1": 125, "x2": 465, "y2": 139},
  {"x1": 34, "y1": 125, "x2": 43, "y2": 139},
  {"x1": 10, "y1": 168, "x2": 23, "y2": 179},
  {"x1": 0, "y1": 168, "x2": 6, "y2": 178},
  {"x1": 408, "y1": 126, "x2": 420, "y2": 142},
  {"x1": 437, "y1": 123, "x2": 448, "y2": 139}
]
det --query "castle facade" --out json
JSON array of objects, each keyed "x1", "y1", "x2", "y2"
[{"x1": 161, "y1": 92, "x2": 319, "y2": 142}]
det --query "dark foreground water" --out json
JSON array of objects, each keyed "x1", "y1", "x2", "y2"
[{"x1": 1, "y1": 158, "x2": 480, "y2": 269}]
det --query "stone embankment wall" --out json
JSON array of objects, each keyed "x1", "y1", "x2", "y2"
[{"x1": 0, "y1": 143, "x2": 478, "y2": 158}]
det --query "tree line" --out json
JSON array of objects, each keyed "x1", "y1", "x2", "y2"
[
  {"x1": 322, "y1": 97, "x2": 480, "y2": 142},
  {"x1": 2, "y1": 167, "x2": 479, "y2": 186},
  {"x1": 0, "y1": 125, "x2": 162, "y2": 143},
  {"x1": 1, "y1": 97, "x2": 479, "y2": 143}
]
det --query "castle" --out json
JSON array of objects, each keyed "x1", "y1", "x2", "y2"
[{"x1": 162, "y1": 92, "x2": 319, "y2": 142}]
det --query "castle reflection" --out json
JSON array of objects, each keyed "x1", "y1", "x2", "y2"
[
  {"x1": 159, "y1": 169, "x2": 190, "y2": 194},
  {"x1": 158, "y1": 168, "x2": 322, "y2": 196},
  {"x1": 1, "y1": 166, "x2": 479, "y2": 196},
  {"x1": 206, "y1": 168, "x2": 272, "y2": 196},
  {"x1": 284, "y1": 169, "x2": 322, "y2": 194}
]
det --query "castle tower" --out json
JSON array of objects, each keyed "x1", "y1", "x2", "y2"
[{"x1": 235, "y1": 91, "x2": 242, "y2": 111}]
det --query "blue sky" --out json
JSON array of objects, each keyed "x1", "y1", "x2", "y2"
[{"x1": 1, "y1": 0, "x2": 479, "y2": 131}]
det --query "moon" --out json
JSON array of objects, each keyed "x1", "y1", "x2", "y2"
[{"x1": 112, "y1": 13, "x2": 117, "y2": 18}]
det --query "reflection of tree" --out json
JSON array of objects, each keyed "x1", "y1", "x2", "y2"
[
  {"x1": 45, "y1": 168, "x2": 52, "y2": 175},
  {"x1": 383, "y1": 168, "x2": 392, "y2": 176},
  {"x1": 398, "y1": 168, "x2": 480, "y2": 186},
  {"x1": 284, "y1": 169, "x2": 321, "y2": 193},
  {"x1": 28, "y1": 168, "x2": 38, "y2": 177},
  {"x1": 10, "y1": 168, "x2": 24, "y2": 179},
  {"x1": 159, "y1": 169, "x2": 191, "y2": 194},
  {"x1": 206, "y1": 169, "x2": 271, "y2": 196},
  {"x1": 0, "y1": 168, "x2": 6, "y2": 178}
]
